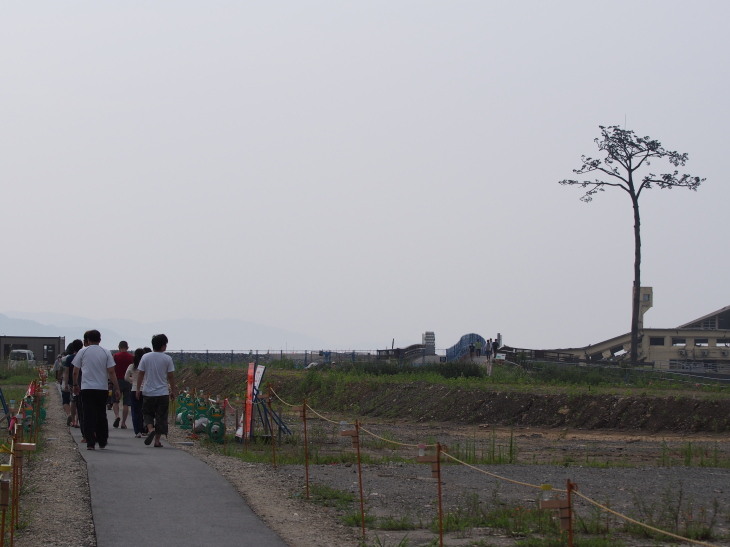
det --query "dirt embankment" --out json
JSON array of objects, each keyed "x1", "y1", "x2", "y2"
[{"x1": 176, "y1": 367, "x2": 730, "y2": 433}]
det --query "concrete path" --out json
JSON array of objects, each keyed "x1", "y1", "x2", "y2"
[{"x1": 70, "y1": 407, "x2": 287, "y2": 547}]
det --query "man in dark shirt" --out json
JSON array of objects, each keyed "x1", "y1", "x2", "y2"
[
  {"x1": 62, "y1": 339, "x2": 84, "y2": 427},
  {"x1": 112, "y1": 341, "x2": 134, "y2": 429}
]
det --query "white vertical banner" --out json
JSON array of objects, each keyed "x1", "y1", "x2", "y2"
[{"x1": 254, "y1": 365, "x2": 266, "y2": 392}]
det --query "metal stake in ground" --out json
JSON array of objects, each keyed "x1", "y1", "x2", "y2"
[
  {"x1": 1, "y1": 479, "x2": 9, "y2": 547},
  {"x1": 417, "y1": 442, "x2": 445, "y2": 547},
  {"x1": 294, "y1": 400, "x2": 310, "y2": 499},
  {"x1": 340, "y1": 420, "x2": 366, "y2": 539}
]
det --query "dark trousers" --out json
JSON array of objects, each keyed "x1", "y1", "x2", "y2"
[
  {"x1": 73, "y1": 393, "x2": 84, "y2": 431},
  {"x1": 80, "y1": 389, "x2": 109, "y2": 448},
  {"x1": 130, "y1": 392, "x2": 144, "y2": 435},
  {"x1": 142, "y1": 395, "x2": 170, "y2": 436}
]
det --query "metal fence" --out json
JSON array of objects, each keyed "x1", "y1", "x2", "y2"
[{"x1": 167, "y1": 349, "x2": 440, "y2": 368}]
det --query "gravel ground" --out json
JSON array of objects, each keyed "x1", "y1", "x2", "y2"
[
  {"x1": 11, "y1": 386, "x2": 730, "y2": 546},
  {"x1": 13, "y1": 386, "x2": 95, "y2": 547}
]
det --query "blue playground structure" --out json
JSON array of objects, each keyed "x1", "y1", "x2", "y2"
[{"x1": 445, "y1": 333, "x2": 488, "y2": 362}]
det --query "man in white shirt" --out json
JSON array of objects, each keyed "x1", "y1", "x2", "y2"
[
  {"x1": 73, "y1": 330, "x2": 120, "y2": 450},
  {"x1": 136, "y1": 333, "x2": 176, "y2": 447}
]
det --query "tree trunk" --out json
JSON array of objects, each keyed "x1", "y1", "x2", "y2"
[{"x1": 630, "y1": 195, "x2": 642, "y2": 364}]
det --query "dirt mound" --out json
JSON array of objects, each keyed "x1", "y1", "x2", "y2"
[
  {"x1": 176, "y1": 368, "x2": 730, "y2": 433},
  {"x1": 177, "y1": 367, "x2": 248, "y2": 398}
]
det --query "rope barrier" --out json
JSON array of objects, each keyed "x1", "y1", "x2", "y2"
[
  {"x1": 303, "y1": 405, "x2": 339, "y2": 425},
  {"x1": 270, "y1": 387, "x2": 437, "y2": 446},
  {"x1": 571, "y1": 490, "x2": 721, "y2": 547},
  {"x1": 358, "y1": 425, "x2": 436, "y2": 449},
  {"x1": 222, "y1": 398, "x2": 236, "y2": 413},
  {"x1": 442, "y1": 448, "x2": 718, "y2": 546},
  {"x1": 441, "y1": 451, "x2": 564, "y2": 492},
  {"x1": 269, "y1": 388, "x2": 294, "y2": 407},
  {"x1": 259, "y1": 384, "x2": 724, "y2": 545}
]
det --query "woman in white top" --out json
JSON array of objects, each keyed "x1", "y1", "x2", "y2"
[{"x1": 125, "y1": 347, "x2": 150, "y2": 438}]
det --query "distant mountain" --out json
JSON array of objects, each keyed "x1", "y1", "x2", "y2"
[
  {"x1": 1, "y1": 312, "x2": 327, "y2": 351},
  {"x1": 0, "y1": 313, "x2": 92, "y2": 340}
]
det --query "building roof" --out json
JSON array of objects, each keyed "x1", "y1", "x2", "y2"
[{"x1": 677, "y1": 305, "x2": 730, "y2": 329}]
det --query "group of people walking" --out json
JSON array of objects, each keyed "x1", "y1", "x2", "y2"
[
  {"x1": 57, "y1": 330, "x2": 176, "y2": 450},
  {"x1": 468, "y1": 337, "x2": 500, "y2": 360}
]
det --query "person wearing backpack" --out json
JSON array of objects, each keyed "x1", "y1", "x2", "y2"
[{"x1": 62, "y1": 339, "x2": 84, "y2": 427}]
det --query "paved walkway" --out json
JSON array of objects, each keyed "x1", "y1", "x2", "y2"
[{"x1": 70, "y1": 406, "x2": 287, "y2": 547}]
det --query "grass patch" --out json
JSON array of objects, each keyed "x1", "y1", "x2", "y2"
[
  {"x1": 266, "y1": 364, "x2": 730, "y2": 414},
  {"x1": 308, "y1": 483, "x2": 355, "y2": 510},
  {"x1": 432, "y1": 494, "x2": 632, "y2": 545},
  {"x1": 341, "y1": 510, "x2": 375, "y2": 527},
  {"x1": 516, "y1": 539, "x2": 621, "y2": 547},
  {"x1": 2, "y1": 386, "x2": 31, "y2": 406},
  {"x1": 448, "y1": 428, "x2": 517, "y2": 464},
  {"x1": 375, "y1": 515, "x2": 418, "y2": 530},
  {"x1": 214, "y1": 434, "x2": 397, "y2": 466},
  {"x1": 0, "y1": 365, "x2": 41, "y2": 384},
  {"x1": 657, "y1": 440, "x2": 730, "y2": 468},
  {"x1": 369, "y1": 535, "x2": 414, "y2": 547},
  {"x1": 480, "y1": 504, "x2": 558, "y2": 537},
  {"x1": 624, "y1": 483, "x2": 720, "y2": 542}
]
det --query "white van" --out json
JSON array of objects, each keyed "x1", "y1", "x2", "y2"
[{"x1": 8, "y1": 349, "x2": 36, "y2": 368}]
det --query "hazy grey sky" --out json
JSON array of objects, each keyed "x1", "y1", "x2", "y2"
[{"x1": 2, "y1": 2, "x2": 727, "y2": 351}]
